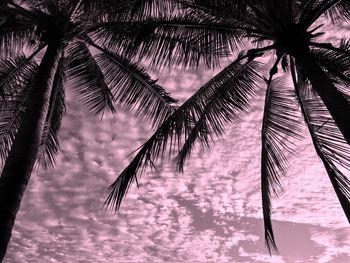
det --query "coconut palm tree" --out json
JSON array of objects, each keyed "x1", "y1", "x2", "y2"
[
  {"x1": 105, "y1": 0, "x2": 350, "y2": 254},
  {"x1": 0, "y1": 0, "x2": 230, "y2": 260}
]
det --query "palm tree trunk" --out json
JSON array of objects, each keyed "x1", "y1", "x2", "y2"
[
  {"x1": 0, "y1": 43, "x2": 63, "y2": 262},
  {"x1": 293, "y1": 50, "x2": 350, "y2": 145}
]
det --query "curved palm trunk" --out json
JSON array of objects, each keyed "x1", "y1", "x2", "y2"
[
  {"x1": 293, "y1": 50, "x2": 350, "y2": 145},
  {"x1": 0, "y1": 43, "x2": 63, "y2": 261}
]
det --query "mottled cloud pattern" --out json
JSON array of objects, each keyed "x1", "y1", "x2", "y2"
[{"x1": 5, "y1": 22, "x2": 350, "y2": 263}]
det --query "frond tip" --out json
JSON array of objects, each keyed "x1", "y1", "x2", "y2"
[{"x1": 104, "y1": 149, "x2": 145, "y2": 212}]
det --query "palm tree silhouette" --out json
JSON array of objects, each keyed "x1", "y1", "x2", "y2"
[
  {"x1": 105, "y1": 0, "x2": 350, "y2": 254},
  {"x1": 0, "y1": 0, "x2": 220, "y2": 260}
]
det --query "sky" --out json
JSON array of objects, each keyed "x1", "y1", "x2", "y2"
[{"x1": 3, "y1": 16, "x2": 350, "y2": 263}]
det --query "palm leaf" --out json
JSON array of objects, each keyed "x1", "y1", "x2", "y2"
[
  {"x1": 321, "y1": 0, "x2": 350, "y2": 23},
  {"x1": 291, "y1": 59, "x2": 350, "y2": 225},
  {"x1": 88, "y1": 14, "x2": 241, "y2": 69},
  {"x1": 0, "y1": 47, "x2": 43, "y2": 99},
  {"x1": 299, "y1": 0, "x2": 350, "y2": 28},
  {"x1": 0, "y1": 57, "x2": 37, "y2": 163},
  {"x1": 105, "y1": 54, "x2": 261, "y2": 212},
  {"x1": 261, "y1": 77, "x2": 302, "y2": 253},
  {"x1": 65, "y1": 41, "x2": 116, "y2": 115},
  {"x1": 36, "y1": 57, "x2": 65, "y2": 169},
  {"x1": 116, "y1": 0, "x2": 179, "y2": 19},
  {"x1": 82, "y1": 0, "x2": 178, "y2": 19},
  {"x1": 0, "y1": 56, "x2": 31, "y2": 99},
  {"x1": 310, "y1": 40, "x2": 350, "y2": 89},
  {"x1": 91, "y1": 42, "x2": 177, "y2": 128},
  {"x1": 176, "y1": 0, "x2": 249, "y2": 20},
  {"x1": 0, "y1": 7, "x2": 37, "y2": 57},
  {"x1": 174, "y1": 57, "x2": 262, "y2": 171},
  {"x1": 130, "y1": 13, "x2": 238, "y2": 69}
]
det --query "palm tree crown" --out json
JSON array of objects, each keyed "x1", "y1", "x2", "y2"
[{"x1": 105, "y1": 0, "x2": 350, "y2": 254}]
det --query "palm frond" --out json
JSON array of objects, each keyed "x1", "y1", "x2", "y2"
[
  {"x1": 17, "y1": 0, "x2": 70, "y2": 14},
  {"x1": 297, "y1": 85, "x2": 350, "y2": 171},
  {"x1": 0, "y1": 57, "x2": 37, "y2": 163},
  {"x1": 176, "y1": 0, "x2": 249, "y2": 20},
  {"x1": 105, "y1": 54, "x2": 262, "y2": 212},
  {"x1": 310, "y1": 40, "x2": 350, "y2": 89},
  {"x1": 36, "y1": 57, "x2": 65, "y2": 169},
  {"x1": 116, "y1": 0, "x2": 179, "y2": 19},
  {"x1": 294, "y1": 46, "x2": 350, "y2": 148},
  {"x1": 322, "y1": 0, "x2": 350, "y2": 23},
  {"x1": 261, "y1": 77, "x2": 302, "y2": 254},
  {"x1": 91, "y1": 42, "x2": 176, "y2": 128},
  {"x1": 82, "y1": 0, "x2": 178, "y2": 19},
  {"x1": 79, "y1": 0, "x2": 139, "y2": 19},
  {"x1": 89, "y1": 14, "x2": 243, "y2": 69},
  {"x1": 0, "y1": 7, "x2": 37, "y2": 57},
  {"x1": 291, "y1": 59, "x2": 350, "y2": 224},
  {"x1": 299, "y1": 0, "x2": 350, "y2": 28},
  {"x1": 174, "y1": 57, "x2": 262, "y2": 171},
  {"x1": 65, "y1": 41, "x2": 115, "y2": 115},
  {"x1": 130, "y1": 13, "x2": 238, "y2": 69},
  {"x1": 0, "y1": 50, "x2": 40, "y2": 100}
]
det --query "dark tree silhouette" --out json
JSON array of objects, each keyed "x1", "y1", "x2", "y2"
[
  {"x1": 105, "y1": 0, "x2": 350, "y2": 254},
  {"x1": 0, "y1": 0, "x2": 225, "y2": 260}
]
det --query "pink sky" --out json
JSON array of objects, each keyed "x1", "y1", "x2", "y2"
[{"x1": 4, "y1": 20, "x2": 350, "y2": 263}]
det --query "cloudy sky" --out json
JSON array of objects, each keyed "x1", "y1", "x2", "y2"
[{"x1": 4, "y1": 18, "x2": 350, "y2": 263}]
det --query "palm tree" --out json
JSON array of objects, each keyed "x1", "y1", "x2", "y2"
[
  {"x1": 105, "y1": 0, "x2": 350, "y2": 254},
  {"x1": 0, "y1": 0, "x2": 226, "y2": 260}
]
